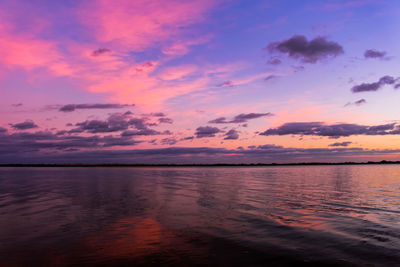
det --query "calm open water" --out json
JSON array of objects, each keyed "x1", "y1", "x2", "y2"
[{"x1": 0, "y1": 166, "x2": 399, "y2": 266}]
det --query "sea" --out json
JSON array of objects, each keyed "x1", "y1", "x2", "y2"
[{"x1": 0, "y1": 166, "x2": 399, "y2": 266}]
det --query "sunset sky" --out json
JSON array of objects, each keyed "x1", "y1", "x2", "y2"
[{"x1": 1, "y1": 0, "x2": 400, "y2": 163}]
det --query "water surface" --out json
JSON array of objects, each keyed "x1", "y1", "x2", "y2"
[{"x1": 0, "y1": 166, "x2": 399, "y2": 266}]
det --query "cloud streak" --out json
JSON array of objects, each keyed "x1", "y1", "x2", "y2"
[
  {"x1": 344, "y1": 99, "x2": 366, "y2": 107},
  {"x1": 351, "y1": 76, "x2": 396, "y2": 93},
  {"x1": 329, "y1": 141, "x2": 352, "y2": 147},
  {"x1": 209, "y1": 113, "x2": 273, "y2": 124},
  {"x1": 59, "y1": 103, "x2": 134, "y2": 112},
  {"x1": 260, "y1": 122, "x2": 400, "y2": 138}
]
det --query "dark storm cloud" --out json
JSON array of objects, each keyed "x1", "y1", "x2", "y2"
[
  {"x1": 224, "y1": 129, "x2": 239, "y2": 140},
  {"x1": 158, "y1": 117, "x2": 173, "y2": 124},
  {"x1": 267, "y1": 35, "x2": 343, "y2": 63},
  {"x1": 260, "y1": 122, "x2": 400, "y2": 138},
  {"x1": 195, "y1": 126, "x2": 221, "y2": 138},
  {"x1": 209, "y1": 113, "x2": 273, "y2": 124},
  {"x1": 364, "y1": 49, "x2": 386, "y2": 59},
  {"x1": 59, "y1": 103, "x2": 134, "y2": 112},
  {"x1": 351, "y1": 76, "x2": 396, "y2": 93},
  {"x1": 344, "y1": 98, "x2": 366, "y2": 107},
  {"x1": 12, "y1": 103, "x2": 23, "y2": 107},
  {"x1": 10, "y1": 120, "x2": 38, "y2": 130},
  {"x1": 329, "y1": 141, "x2": 352, "y2": 147},
  {"x1": 92, "y1": 48, "x2": 111, "y2": 56}
]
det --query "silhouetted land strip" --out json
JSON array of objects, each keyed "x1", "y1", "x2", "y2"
[{"x1": 1, "y1": 160, "x2": 399, "y2": 167}]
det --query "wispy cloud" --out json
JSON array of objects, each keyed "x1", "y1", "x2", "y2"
[{"x1": 209, "y1": 113, "x2": 273, "y2": 124}]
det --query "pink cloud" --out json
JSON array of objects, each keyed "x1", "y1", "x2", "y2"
[
  {"x1": 0, "y1": 0, "x2": 223, "y2": 110},
  {"x1": 78, "y1": 0, "x2": 216, "y2": 50},
  {"x1": 0, "y1": 1, "x2": 252, "y2": 111},
  {"x1": 158, "y1": 65, "x2": 198, "y2": 80},
  {"x1": 161, "y1": 35, "x2": 212, "y2": 56},
  {"x1": 0, "y1": 29, "x2": 62, "y2": 73}
]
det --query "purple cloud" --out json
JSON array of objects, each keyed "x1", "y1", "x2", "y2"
[
  {"x1": 260, "y1": 122, "x2": 400, "y2": 138},
  {"x1": 264, "y1": 75, "x2": 277, "y2": 81},
  {"x1": 102, "y1": 135, "x2": 141, "y2": 147},
  {"x1": 160, "y1": 137, "x2": 178, "y2": 145},
  {"x1": 10, "y1": 120, "x2": 38, "y2": 130},
  {"x1": 216, "y1": 81, "x2": 234, "y2": 87},
  {"x1": 268, "y1": 58, "x2": 282, "y2": 65},
  {"x1": 150, "y1": 112, "x2": 166, "y2": 117},
  {"x1": 329, "y1": 141, "x2": 352, "y2": 147},
  {"x1": 268, "y1": 35, "x2": 343, "y2": 63},
  {"x1": 224, "y1": 129, "x2": 239, "y2": 140},
  {"x1": 345, "y1": 99, "x2": 367, "y2": 107},
  {"x1": 2, "y1": 144, "x2": 400, "y2": 164},
  {"x1": 209, "y1": 113, "x2": 273, "y2": 124},
  {"x1": 121, "y1": 129, "x2": 162, "y2": 136},
  {"x1": 92, "y1": 48, "x2": 111, "y2": 57},
  {"x1": 70, "y1": 112, "x2": 166, "y2": 135},
  {"x1": 208, "y1": 117, "x2": 228, "y2": 124},
  {"x1": 195, "y1": 126, "x2": 221, "y2": 138},
  {"x1": 59, "y1": 103, "x2": 134, "y2": 112},
  {"x1": 364, "y1": 49, "x2": 386, "y2": 59},
  {"x1": 158, "y1": 117, "x2": 173, "y2": 124},
  {"x1": 351, "y1": 76, "x2": 396, "y2": 93},
  {"x1": 181, "y1": 136, "x2": 194, "y2": 141}
]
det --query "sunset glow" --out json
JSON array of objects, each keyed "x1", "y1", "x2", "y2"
[{"x1": 1, "y1": 0, "x2": 400, "y2": 163}]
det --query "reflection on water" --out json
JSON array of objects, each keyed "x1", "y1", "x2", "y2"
[{"x1": 0, "y1": 166, "x2": 399, "y2": 266}]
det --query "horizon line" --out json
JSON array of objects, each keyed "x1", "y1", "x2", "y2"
[{"x1": 1, "y1": 160, "x2": 399, "y2": 167}]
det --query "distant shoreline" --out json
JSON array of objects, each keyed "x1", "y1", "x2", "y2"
[{"x1": 0, "y1": 160, "x2": 399, "y2": 167}]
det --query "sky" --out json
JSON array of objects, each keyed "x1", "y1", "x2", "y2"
[{"x1": 1, "y1": 0, "x2": 400, "y2": 164}]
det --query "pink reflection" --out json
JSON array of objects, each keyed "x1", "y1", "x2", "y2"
[{"x1": 45, "y1": 216, "x2": 205, "y2": 266}]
